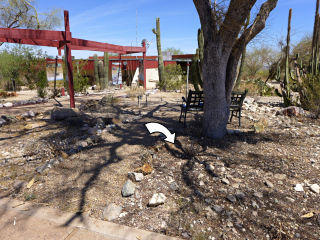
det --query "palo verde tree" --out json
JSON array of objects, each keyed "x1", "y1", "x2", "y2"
[
  {"x1": 0, "y1": 0, "x2": 62, "y2": 30},
  {"x1": 193, "y1": 0, "x2": 278, "y2": 138}
]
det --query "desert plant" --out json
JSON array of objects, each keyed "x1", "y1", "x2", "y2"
[
  {"x1": 93, "y1": 54, "x2": 99, "y2": 87},
  {"x1": 103, "y1": 52, "x2": 109, "y2": 88},
  {"x1": 157, "y1": 63, "x2": 186, "y2": 91},
  {"x1": 152, "y1": 17, "x2": 165, "y2": 85}
]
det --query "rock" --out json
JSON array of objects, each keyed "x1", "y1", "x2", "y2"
[
  {"x1": 3, "y1": 102, "x2": 13, "y2": 107},
  {"x1": 170, "y1": 182, "x2": 179, "y2": 191},
  {"x1": 310, "y1": 184, "x2": 320, "y2": 194},
  {"x1": 212, "y1": 205, "x2": 223, "y2": 213},
  {"x1": 221, "y1": 178, "x2": 230, "y2": 185},
  {"x1": 121, "y1": 180, "x2": 135, "y2": 197},
  {"x1": 78, "y1": 141, "x2": 88, "y2": 148},
  {"x1": 253, "y1": 192, "x2": 263, "y2": 198},
  {"x1": 276, "y1": 106, "x2": 304, "y2": 117},
  {"x1": 252, "y1": 211, "x2": 258, "y2": 217},
  {"x1": 206, "y1": 164, "x2": 214, "y2": 171},
  {"x1": 88, "y1": 128, "x2": 98, "y2": 135},
  {"x1": 0, "y1": 118, "x2": 6, "y2": 127},
  {"x1": 181, "y1": 232, "x2": 189, "y2": 238},
  {"x1": 235, "y1": 191, "x2": 246, "y2": 199},
  {"x1": 226, "y1": 221, "x2": 233, "y2": 227},
  {"x1": 265, "y1": 180, "x2": 274, "y2": 188},
  {"x1": 226, "y1": 195, "x2": 237, "y2": 203},
  {"x1": 51, "y1": 107, "x2": 77, "y2": 120},
  {"x1": 22, "y1": 111, "x2": 35, "y2": 118},
  {"x1": 94, "y1": 117, "x2": 106, "y2": 129},
  {"x1": 205, "y1": 206, "x2": 217, "y2": 219},
  {"x1": 244, "y1": 97, "x2": 255, "y2": 104},
  {"x1": 227, "y1": 129, "x2": 235, "y2": 134},
  {"x1": 274, "y1": 174, "x2": 286, "y2": 180},
  {"x1": 252, "y1": 201, "x2": 259, "y2": 209},
  {"x1": 294, "y1": 184, "x2": 304, "y2": 192},
  {"x1": 218, "y1": 167, "x2": 226, "y2": 172},
  {"x1": 128, "y1": 172, "x2": 144, "y2": 182},
  {"x1": 103, "y1": 203, "x2": 122, "y2": 221},
  {"x1": 148, "y1": 193, "x2": 166, "y2": 206},
  {"x1": 13, "y1": 180, "x2": 28, "y2": 190},
  {"x1": 0, "y1": 104, "x2": 3, "y2": 108}
]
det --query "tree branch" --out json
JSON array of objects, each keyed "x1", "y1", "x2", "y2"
[
  {"x1": 193, "y1": 0, "x2": 216, "y2": 40},
  {"x1": 219, "y1": 0, "x2": 256, "y2": 49},
  {"x1": 232, "y1": 0, "x2": 278, "y2": 59}
]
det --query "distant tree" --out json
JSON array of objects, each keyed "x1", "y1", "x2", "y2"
[
  {"x1": 245, "y1": 45, "x2": 278, "y2": 76},
  {"x1": 157, "y1": 63, "x2": 186, "y2": 91},
  {"x1": 163, "y1": 47, "x2": 184, "y2": 55},
  {"x1": 0, "y1": 0, "x2": 62, "y2": 30},
  {"x1": 292, "y1": 34, "x2": 312, "y2": 66}
]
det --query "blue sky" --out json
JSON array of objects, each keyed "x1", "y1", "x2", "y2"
[{"x1": 36, "y1": 0, "x2": 315, "y2": 59}]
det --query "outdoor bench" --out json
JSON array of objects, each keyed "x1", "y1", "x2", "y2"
[{"x1": 179, "y1": 89, "x2": 248, "y2": 127}]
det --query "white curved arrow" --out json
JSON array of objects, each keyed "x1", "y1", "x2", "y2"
[{"x1": 145, "y1": 123, "x2": 175, "y2": 143}]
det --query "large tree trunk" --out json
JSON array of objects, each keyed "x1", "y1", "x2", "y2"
[{"x1": 193, "y1": 0, "x2": 278, "y2": 138}]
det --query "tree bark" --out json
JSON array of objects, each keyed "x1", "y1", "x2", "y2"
[{"x1": 193, "y1": 0, "x2": 278, "y2": 138}]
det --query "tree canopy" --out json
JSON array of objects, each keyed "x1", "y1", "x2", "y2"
[
  {"x1": 163, "y1": 47, "x2": 184, "y2": 55},
  {"x1": 0, "y1": 0, "x2": 62, "y2": 30}
]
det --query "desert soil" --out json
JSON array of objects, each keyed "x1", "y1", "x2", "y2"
[{"x1": 0, "y1": 90, "x2": 320, "y2": 240}]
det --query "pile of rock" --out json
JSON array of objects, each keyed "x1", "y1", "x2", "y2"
[{"x1": 0, "y1": 98, "x2": 48, "y2": 108}]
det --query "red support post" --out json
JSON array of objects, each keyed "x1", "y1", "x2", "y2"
[
  {"x1": 119, "y1": 54, "x2": 122, "y2": 89},
  {"x1": 143, "y1": 41, "x2": 146, "y2": 90},
  {"x1": 64, "y1": 11, "x2": 75, "y2": 108}
]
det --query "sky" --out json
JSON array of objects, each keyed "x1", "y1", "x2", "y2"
[{"x1": 33, "y1": 0, "x2": 316, "y2": 59}]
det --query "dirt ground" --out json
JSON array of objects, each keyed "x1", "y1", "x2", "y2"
[{"x1": 1, "y1": 89, "x2": 320, "y2": 240}]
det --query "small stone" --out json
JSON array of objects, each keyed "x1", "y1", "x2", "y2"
[
  {"x1": 103, "y1": 203, "x2": 122, "y2": 221},
  {"x1": 265, "y1": 180, "x2": 274, "y2": 188},
  {"x1": 212, "y1": 205, "x2": 223, "y2": 213},
  {"x1": 0, "y1": 118, "x2": 6, "y2": 126},
  {"x1": 252, "y1": 211, "x2": 258, "y2": 217},
  {"x1": 221, "y1": 178, "x2": 230, "y2": 185},
  {"x1": 226, "y1": 221, "x2": 233, "y2": 227},
  {"x1": 235, "y1": 191, "x2": 246, "y2": 199},
  {"x1": 13, "y1": 180, "x2": 28, "y2": 190},
  {"x1": 294, "y1": 184, "x2": 304, "y2": 192},
  {"x1": 148, "y1": 193, "x2": 166, "y2": 206},
  {"x1": 253, "y1": 192, "x2": 263, "y2": 198},
  {"x1": 121, "y1": 180, "x2": 135, "y2": 197},
  {"x1": 198, "y1": 173, "x2": 205, "y2": 178},
  {"x1": 294, "y1": 233, "x2": 300, "y2": 238},
  {"x1": 252, "y1": 201, "x2": 259, "y2": 209},
  {"x1": 274, "y1": 174, "x2": 286, "y2": 180},
  {"x1": 170, "y1": 182, "x2": 179, "y2": 191},
  {"x1": 4, "y1": 102, "x2": 13, "y2": 107},
  {"x1": 310, "y1": 184, "x2": 320, "y2": 194},
  {"x1": 199, "y1": 180, "x2": 205, "y2": 186},
  {"x1": 231, "y1": 183, "x2": 240, "y2": 188},
  {"x1": 218, "y1": 167, "x2": 226, "y2": 172},
  {"x1": 205, "y1": 206, "x2": 217, "y2": 219},
  {"x1": 128, "y1": 172, "x2": 144, "y2": 182},
  {"x1": 226, "y1": 195, "x2": 237, "y2": 203},
  {"x1": 206, "y1": 164, "x2": 214, "y2": 171},
  {"x1": 182, "y1": 232, "x2": 189, "y2": 238}
]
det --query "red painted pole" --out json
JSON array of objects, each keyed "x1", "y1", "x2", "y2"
[
  {"x1": 119, "y1": 54, "x2": 122, "y2": 89},
  {"x1": 143, "y1": 41, "x2": 146, "y2": 90},
  {"x1": 64, "y1": 11, "x2": 75, "y2": 108}
]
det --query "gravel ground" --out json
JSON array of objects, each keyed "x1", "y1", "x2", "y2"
[{"x1": 1, "y1": 91, "x2": 320, "y2": 240}]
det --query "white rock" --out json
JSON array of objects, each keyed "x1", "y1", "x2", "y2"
[
  {"x1": 128, "y1": 172, "x2": 144, "y2": 182},
  {"x1": 294, "y1": 184, "x2": 304, "y2": 192},
  {"x1": 148, "y1": 193, "x2": 166, "y2": 206},
  {"x1": 3, "y1": 102, "x2": 13, "y2": 107},
  {"x1": 310, "y1": 184, "x2": 320, "y2": 194},
  {"x1": 221, "y1": 178, "x2": 230, "y2": 185}
]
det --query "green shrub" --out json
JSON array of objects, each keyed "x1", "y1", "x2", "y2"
[{"x1": 157, "y1": 63, "x2": 186, "y2": 91}]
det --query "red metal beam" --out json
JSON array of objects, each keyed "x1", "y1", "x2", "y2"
[
  {"x1": 0, "y1": 38, "x2": 59, "y2": 48},
  {"x1": 0, "y1": 27, "x2": 71, "y2": 41},
  {"x1": 143, "y1": 41, "x2": 146, "y2": 90}
]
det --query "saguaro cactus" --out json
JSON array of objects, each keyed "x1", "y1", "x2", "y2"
[
  {"x1": 98, "y1": 60, "x2": 104, "y2": 88},
  {"x1": 275, "y1": 9, "x2": 293, "y2": 107},
  {"x1": 93, "y1": 54, "x2": 99, "y2": 87},
  {"x1": 103, "y1": 52, "x2": 109, "y2": 88},
  {"x1": 152, "y1": 17, "x2": 164, "y2": 85}
]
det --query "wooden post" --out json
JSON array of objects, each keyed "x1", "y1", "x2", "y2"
[
  {"x1": 143, "y1": 41, "x2": 146, "y2": 90},
  {"x1": 64, "y1": 10, "x2": 75, "y2": 108}
]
